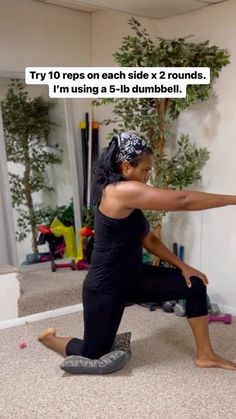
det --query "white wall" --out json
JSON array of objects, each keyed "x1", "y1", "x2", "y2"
[
  {"x1": 0, "y1": 192, "x2": 9, "y2": 264},
  {"x1": 91, "y1": 2, "x2": 236, "y2": 310},
  {"x1": 0, "y1": 0, "x2": 90, "y2": 70},
  {"x1": 0, "y1": 0, "x2": 91, "y2": 158},
  {"x1": 0, "y1": 273, "x2": 20, "y2": 321},
  {"x1": 0, "y1": 0, "x2": 91, "y2": 265}
]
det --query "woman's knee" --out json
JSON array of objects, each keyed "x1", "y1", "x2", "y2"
[
  {"x1": 189, "y1": 276, "x2": 207, "y2": 296},
  {"x1": 186, "y1": 276, "x2": 208, "y2": 317}
]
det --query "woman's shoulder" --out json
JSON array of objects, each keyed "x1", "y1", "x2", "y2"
[
  {"x1": 103, "y1": 181, "x2": 153, "y2": 211},
  {"x1": 106, "y1": 180, "x2": 146, "y2": 196},
  {"x1": 101, "y1": 182, "x2": 142, "y2": 218}
]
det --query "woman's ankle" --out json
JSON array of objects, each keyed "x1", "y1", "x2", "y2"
[{"x1": 196, "y1": 348, "x2": 215, "y2": 359}]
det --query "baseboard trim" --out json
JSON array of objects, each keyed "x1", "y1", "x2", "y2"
[
  {"x1": 0, "y1": 302, "x2": 235, "y2": 331},
  {"x1": 217, "y1": 303, "x2": 236, "y2": 316},
  {"x1": 0, "y1": 303, "x2": 83, "y2": 330}
]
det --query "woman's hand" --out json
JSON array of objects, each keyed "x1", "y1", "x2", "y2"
[{"x1": 180, "y1": 263, "x2": 209, "y2": 288}]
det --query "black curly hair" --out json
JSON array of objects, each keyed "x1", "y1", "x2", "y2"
[{"x1": 92, "y1": 135, "x2": 153, "y2": 204}]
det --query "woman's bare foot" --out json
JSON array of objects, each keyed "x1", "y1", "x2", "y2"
[
  {"x1": 195, "y1": 353, "x2": 236, "y2": 370},
  {"x1": 38, "y1": 328, "x2": 56, "y2": 343},
  {"x1": 38, "y1": 328, "x2": 73, "y2": 357}
]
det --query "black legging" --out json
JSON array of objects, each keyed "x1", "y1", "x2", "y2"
[{"x1": 65, "y1": 264, "x2": 208, "y2": 359}]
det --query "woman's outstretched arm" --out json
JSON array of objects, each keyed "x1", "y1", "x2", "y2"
[{"x1": 113, "y1": 181, "x2": 236, "y2": 212}]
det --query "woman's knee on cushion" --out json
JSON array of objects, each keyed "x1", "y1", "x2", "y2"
[{"x1": 66, "y1": 338, "x2": 84, "y2": 357}]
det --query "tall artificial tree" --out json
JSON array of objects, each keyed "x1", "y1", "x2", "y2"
[
  {"x1": 94, "y1": 18, "x2": 230, "y2": 237},
  {"x1": 1, "y1": 79, "x2": 62, "y2": 254}
]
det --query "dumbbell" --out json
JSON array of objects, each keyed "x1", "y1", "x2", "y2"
[
  {"x1": 51, "y1": 259, "x2": 76, "y2": 272},
  {"x1": 174, "y1": 300, "x2": 186, "y2": 317},
  {"x1": 174, "y1": 294, "x2": 212, "y2": 317},
  {"x1": 76, "y1": 260, "x2": 90, "y2": 270},
  {"x1": 139, "y1": 302, "x2": 159, "y2": 311},
  {"x1": 208, "y1": 303, "x2": 220, "y2": 315},
  {"x1": 162, "y1": 300, "x2": 176, "y2": 313},
  {"x1": 208, "y1": 313, "x2": 232, "y2": 324}
]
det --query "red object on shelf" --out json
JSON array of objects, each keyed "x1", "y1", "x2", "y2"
[
  {"x1": 80, "y1": 226, "x2": 94, "y2": 237},
  {"x1": 37, "y1": 224, "x2": 52, "y2": 234}
]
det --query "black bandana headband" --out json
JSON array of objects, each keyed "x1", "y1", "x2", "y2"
[{"x1": 113, "y1": 132, "x2": 148, "y2": 164}]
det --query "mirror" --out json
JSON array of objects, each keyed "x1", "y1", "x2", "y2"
[{"x1": 0, "y1": 75, "x2": 81, "y2": 269}]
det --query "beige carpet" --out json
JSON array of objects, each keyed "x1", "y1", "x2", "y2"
[
  {"x1": 18, "y1": 269, "x2": 86, "y2": 316},
  {"x1": 0, "y1": 306, "x2": 236, "y2": 419}
]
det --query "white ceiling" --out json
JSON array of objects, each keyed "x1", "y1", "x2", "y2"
[{"x1": 34, "y1": 0, "x2": 228, "y2": 19}]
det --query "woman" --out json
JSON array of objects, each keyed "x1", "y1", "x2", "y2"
[{"x1": 39, "y1": 132, "x2": 236, "y2": 370}]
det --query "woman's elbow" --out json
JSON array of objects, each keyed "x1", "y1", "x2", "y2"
[{"x1": 172, "y1": 193, "x2": 188, "y2": 211}]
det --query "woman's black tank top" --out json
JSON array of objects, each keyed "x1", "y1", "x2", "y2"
[{"x1": 83, "y1": 207, "x2": 150, "y2": 293}]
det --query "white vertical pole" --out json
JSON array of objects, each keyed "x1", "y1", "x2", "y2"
[
  {"x1": 0, "y1": 105, "x2": 18, "y2": 266},
  {"x1": 87, "y1": 107, "x2": 93, "y2": 207},
  {"x1": 64, "y1": 99, "x2": 82, "y2": 253}
]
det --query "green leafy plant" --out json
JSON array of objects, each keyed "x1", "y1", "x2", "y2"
[
  {"x1": 1, "y1": 79, "x2": 62, "y2": 253},
  {"x1": 93, "y1": 18, "x2": 230, "y2": 233},
  {"x1": 82, "y1": 206, "x2": 95, "y2": 229},
  {"x1": 34, "y1": 200, "x2": 74, "y2": 227},
  {"x1": 34, "y1": 201, "x2": 94, "y2": 238}
]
